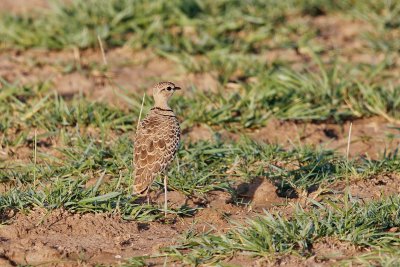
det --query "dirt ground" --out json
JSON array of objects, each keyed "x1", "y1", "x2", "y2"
[
  {"x1": 2, "y1": 174, "x2": 399, "y2": 266},
  {"x1": 1, "y1": 1, "x2": 400, "y2": 266},
  {"x1": 0, "y1": 191, "x2": 242, "y2": 266}
]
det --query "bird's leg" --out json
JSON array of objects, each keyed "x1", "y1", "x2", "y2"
[
  {"x1": 144, "y1": 188, "x2": 151, "y2": 205},
  {"x1": 164, "y1": 174, "x2": 168, "y2": 217}
]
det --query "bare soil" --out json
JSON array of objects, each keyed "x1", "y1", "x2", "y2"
[
  {"x1": 0, "y1": 0, "x2": 49, "y2": 14},
  {"x1": 250, "y1": 117, "x2": 400, "y2": 159},
  {"x1": 0, "y1": 47, "x2": 218, "y2": 107},
  {"x1": 0, "y1": 208, "x2": 181, "y2": 266},
  {"x1": 0, "y1": 191, "x2": 260, "y2": 266},
  {"x1": 1, "y1": 174, "x2": 399, "y2": 266}
]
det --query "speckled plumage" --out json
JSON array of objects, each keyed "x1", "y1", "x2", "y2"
[{"x1": 133, "y1": 82, "x2": 181, "y2": 196}]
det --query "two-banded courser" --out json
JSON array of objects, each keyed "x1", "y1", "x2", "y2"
[{"x1": 133, "y1": 82, "x2": 181, "y2": 216}]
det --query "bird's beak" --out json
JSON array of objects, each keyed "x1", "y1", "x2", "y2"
[{"x1": 174, "y1": 86, "x2": 181, "y2": 91}]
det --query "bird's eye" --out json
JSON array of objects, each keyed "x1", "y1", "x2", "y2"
[{"x1": 166, "y1": 87, "x2": 172, "y2": 91}]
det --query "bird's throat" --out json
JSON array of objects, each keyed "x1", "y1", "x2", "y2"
[{"x1": 154, "y1": 100, "x2": 171, "y2": 110}]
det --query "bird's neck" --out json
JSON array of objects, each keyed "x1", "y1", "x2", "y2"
[
  {"x1": 151, "y1": 106, "x2": 175, "y2": 117},
  {"x1": 154, "y1": 99, "x2": 171, "y2": 110}
]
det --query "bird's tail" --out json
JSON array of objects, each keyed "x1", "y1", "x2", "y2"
[{"x1": 133, "y1": 173, "x2": 151, "y2": 196}]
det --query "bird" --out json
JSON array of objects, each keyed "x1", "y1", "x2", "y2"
[{"x1": 133, "y1": 81, "x2": 181, "y2": 216}]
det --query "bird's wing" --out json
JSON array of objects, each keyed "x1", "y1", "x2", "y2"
[{"x1": 133, "y1": 114, "x2": 180, "y2": 194}]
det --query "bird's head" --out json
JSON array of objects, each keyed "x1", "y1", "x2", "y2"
[{"x1": 152, "y1": 81, "x2": 181, "y2": 109}]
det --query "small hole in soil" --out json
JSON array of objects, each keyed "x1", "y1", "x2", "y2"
[
  {"x1": 120, "y1": 238, "x2": 134, "y2": 247},
  {"x1": 137, "y1": 222, "x2": 150, "y2": 231},
  {"x1": 276, "y1": 188, "x2": 298, "y2": 198},
  {"x1": 375, "y1": 180, "x2": 387, "y2": 186},
  {"x1": 323, "y1": 128, "x2": 339, "y2": 139}
]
